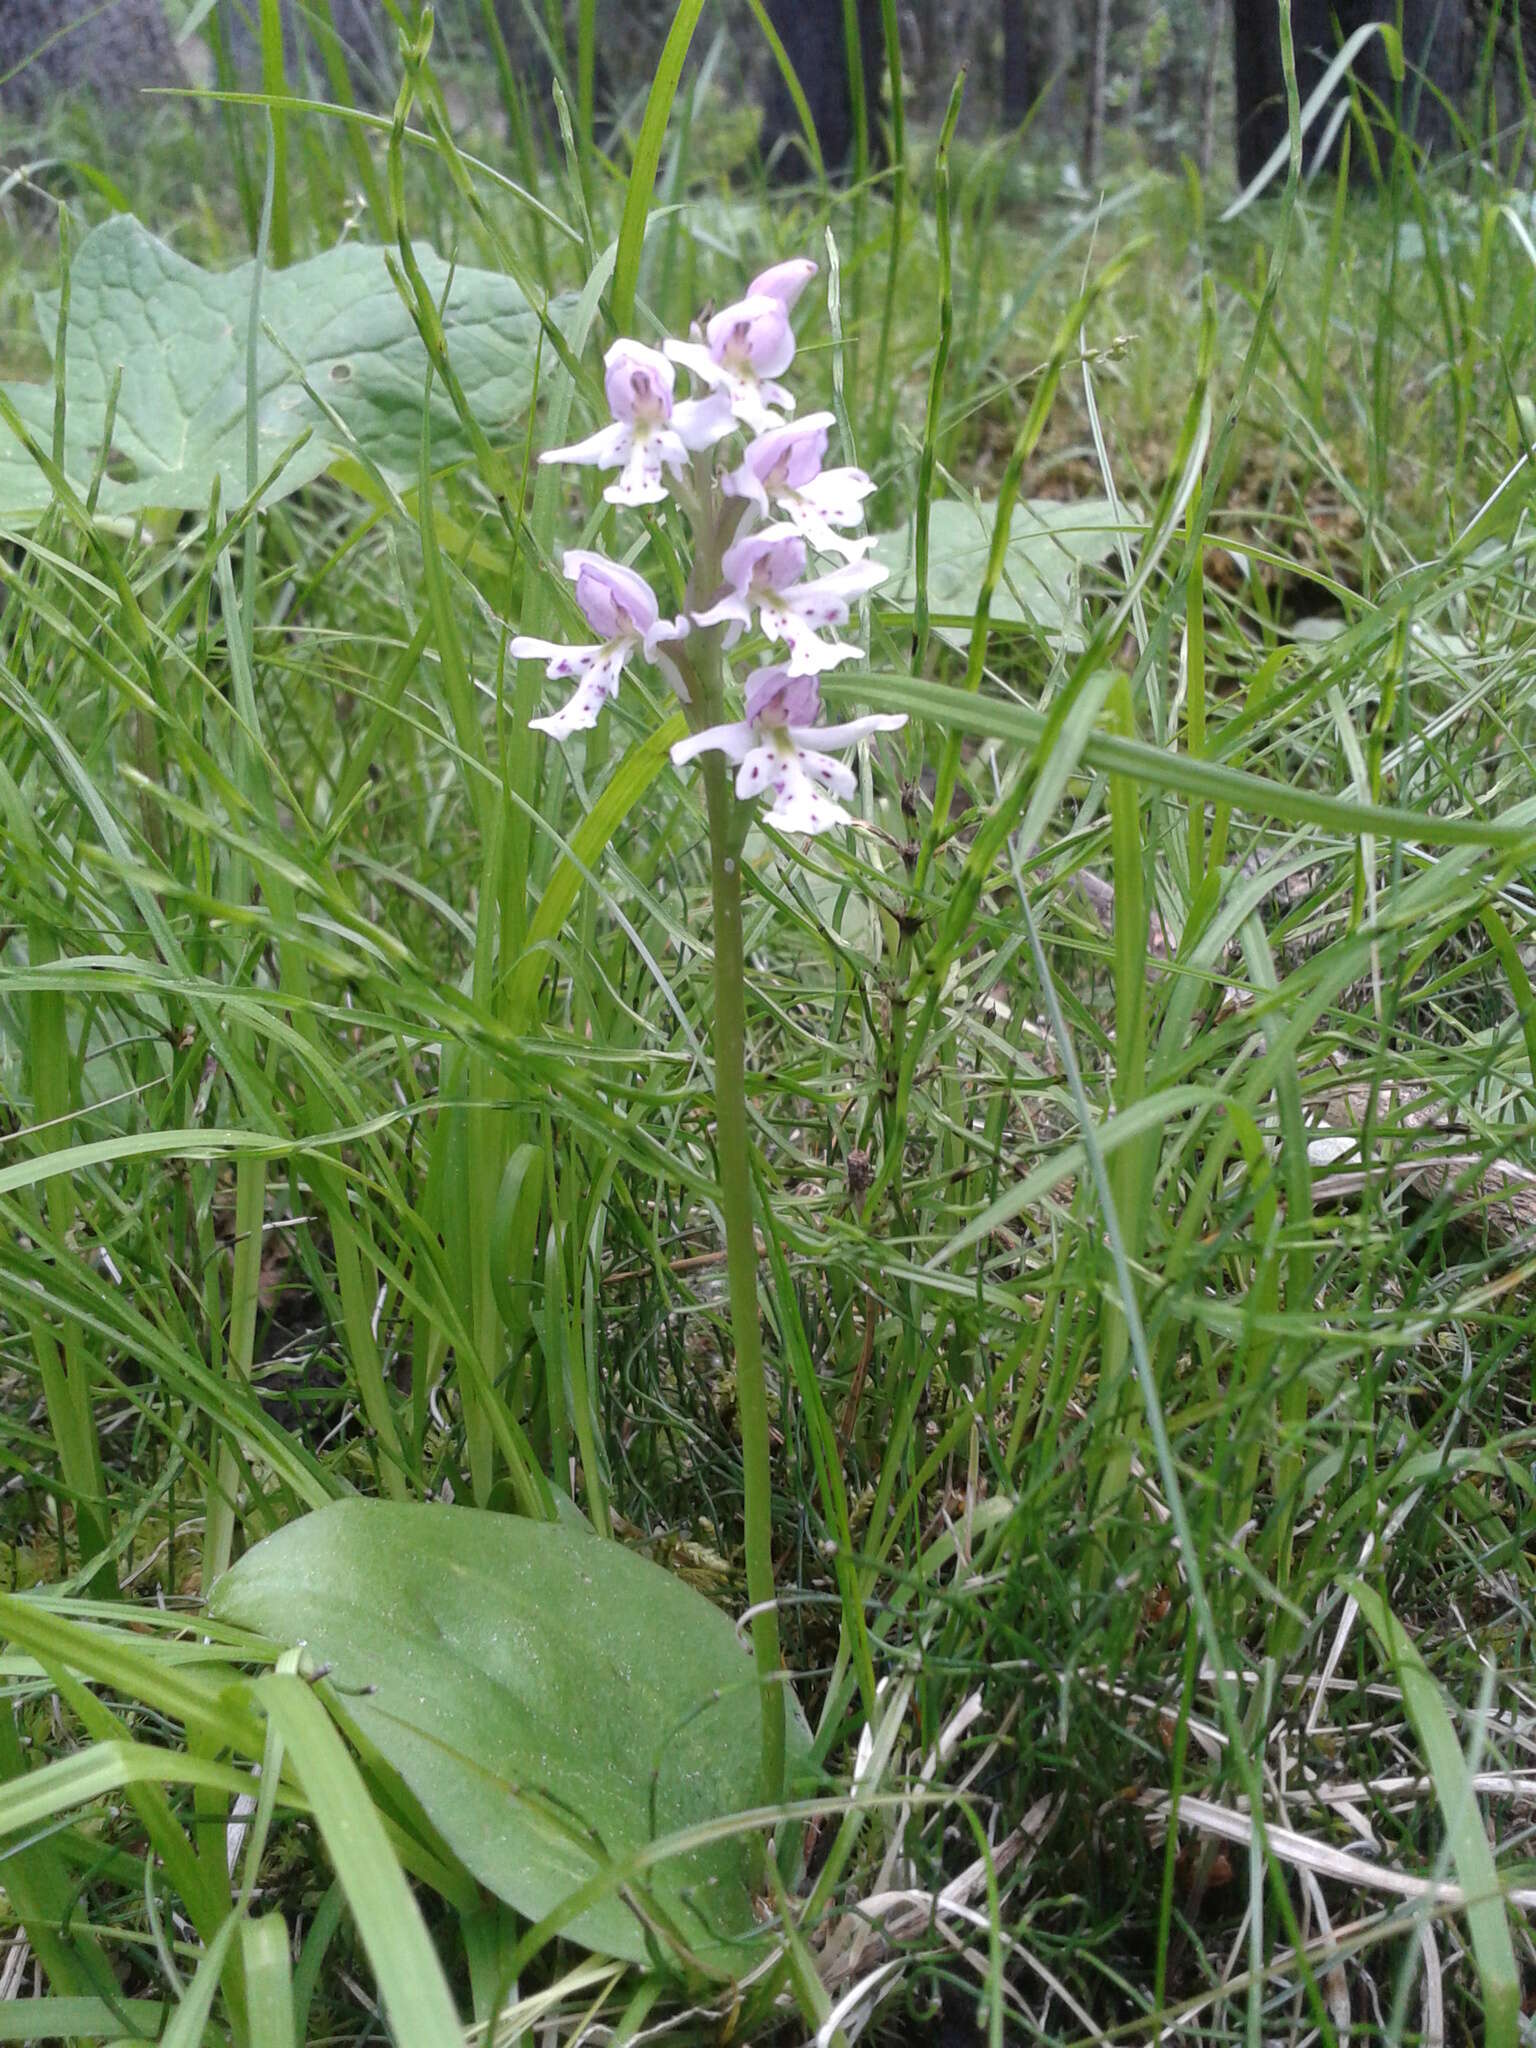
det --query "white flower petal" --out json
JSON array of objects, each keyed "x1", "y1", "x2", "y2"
[
  {"x1": 509, "y1": 635, "x2": 604, "y2": 678},
  {"x1": 663, "y1": 339, "x2": 728, "y2": 387},
  {"x1": 540, "y1": 419, "x2": 633, "y2": 469},
  {"x1": 776, "y1": 495, "x2": 876, "y2": 562},
  {"x1": 792, "y1": 746, "x2": 858, "y2": 799},
  {"x1": 730, "y1": 379, "x2": 791, "y2": 433},
  {"x1": 798, "y1": 557, "x2": 887, "y2": 606},
  {"x1": 796, "y1": 466, "x2": 876, "y2": 526},
  {"x1": 671, "y1": 719, "x2": 756, "y2": 767},
  {"x1": 675, "y1": 350, "x2": 789, "y2": 434},
  {"x1": 528, "y1": 658, "x2": 623, "y2": 739},
  {"x1": 690, "y1": 593, "x2": 753, "y2": 640},
  {"x1": 796, "y1": 713, "x2": 909, "y2": 749},
  {"x1": 721, "y1": 458, "x2": 772, "y2": 519},
  {"x1": 673, "y1": 390, "x2": 736, "y2": 450},
  {"x1": 734, "y1": 741, "x2": 784, "y2": 799},
  {"x1": 765, "y1": 759, "x2": 852, "y2": 835},
  {"x1": 760, "y1": 603, "x2": 861, "y2": 674},
  {"x1": 641, "y1": 614, "x2": 689, "y2": 661},
  {"x1": 605, "y1": 431, "x2": 670, "y2": 506}
]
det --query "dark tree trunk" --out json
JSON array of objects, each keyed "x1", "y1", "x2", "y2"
[
  {"x1": 760, "y1": 0, "x2": 887, "y2": 183},
  {"x1": 1084, "y1": 0, "x2": 1113, "y2": 177},
  {"x1": 1199, "y1": 0, "x2": 1226, "y2": 172},
  {"x1": 0, "y1": 0, "x2": 179, "y2": 111},
  {"x1": 1002, "y1": 0, "x2": 1032, "y2": 122},
  {"x1": 1039, "y1": 0, "x2": 1077, "y2": 137},
  {"x1": 1233, "y1": 0, "x2": 1466, "y2": 186}
]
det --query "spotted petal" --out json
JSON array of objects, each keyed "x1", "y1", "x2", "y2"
[
  {"x1": 775, "y1": 490, "x2": 877, "y2": 561},
  {"x1": 764, "y1": 757, "x2": 853, "y2": 835},
  {"x1": 608, "y1": 423, "x2": 689, "y2": 506},
  {"x1": 758, "y1": 602, "x2": 862, "y2": 674},
  {"x1": 525, "y1": 640, "x2": 629, "y2": 738},
  {"x1": 787, "y1": 745, "x2": 858, "y2": 799},
  {"x1": 733, "y1": 741, "x2": 783, "y2": 801},
  {"x1": 508, "y1": 634, "x2": 604, "y2": 679}
]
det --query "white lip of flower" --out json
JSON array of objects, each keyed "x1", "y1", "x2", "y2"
[
  {"x1": 540, "y1": 339, "x2": 733, "y2": 507},
  {"x1": 509, "y1": 550, "x2": 684, "y2": 739},
  {"x1": 723, "y1": 411, "x2": 877, "y2": 561},
  {"x1": 691, "y1": 524, "x2": 886, "y2": 676},
  {"x1": 670, "y1": 668, "x2": 906, "y2": 837},
  {"x1": 663, "y1": 259, "x2": 814, "y2": 436}
]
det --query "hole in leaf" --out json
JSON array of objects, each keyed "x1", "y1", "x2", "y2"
[
  {"x1": 87, "y1": 445, "x2": 138, "y2": 482},
  {"x1": 329, "y1": 361, "x2": 354, "y2": 384}
]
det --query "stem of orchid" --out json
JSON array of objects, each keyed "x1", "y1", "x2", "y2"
[{"x1": 701, "y1": 751, "x2": 787, "y2": 1809}]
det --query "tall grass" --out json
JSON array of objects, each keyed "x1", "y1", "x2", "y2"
[{"x1": 1, "y1": 10, "x2": 1535, "y2": 2041}]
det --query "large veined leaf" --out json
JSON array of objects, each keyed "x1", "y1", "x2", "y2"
[
  {"x1": 0, "y1": 216, "x2": 567, "y2": 523},
  {"x1": 210, "y1": 1499, "x2": 796, "y2": 1970},
  {"x1": 873, "y1": 495, "x2": 1126, "y2": 647}
]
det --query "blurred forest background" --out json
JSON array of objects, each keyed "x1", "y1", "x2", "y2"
[{"x1": 5, "y1": 0, "x2": 1533, "y2": 188}]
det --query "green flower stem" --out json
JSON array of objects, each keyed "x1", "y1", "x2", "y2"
[{"x1": 701, "y1": 754, "x2": 786, "y2": 1808}]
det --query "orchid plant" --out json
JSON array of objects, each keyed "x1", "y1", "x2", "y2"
[{"x1": 512, "y1": 261, "x2": 904, "y2": 1802}]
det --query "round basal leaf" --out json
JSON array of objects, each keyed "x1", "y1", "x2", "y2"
[
  {"x1": 210, "y1": 1499, "x2": 790, "y2": 1971},
  {"x1": 0, "y1": 216, "x2": 572, "y2": 523},
  {"x1": 872, "y1": 495, "x2": 1127, "y2": 648}
]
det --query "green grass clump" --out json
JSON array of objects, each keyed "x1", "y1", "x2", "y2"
[{"x1": 1, "y1": 17, "x2": 1535, "y2": 2044}]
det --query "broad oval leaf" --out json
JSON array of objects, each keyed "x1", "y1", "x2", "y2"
[
  {"x1": 210, "y1": 1499, "x2": 790, "y2": 1970},
  {"x1": 873, "y1": 495, "x2": 1127, "y2": 648},
  {"x1": 0, "y1": 216, "x2": 571, "y2": 523}
]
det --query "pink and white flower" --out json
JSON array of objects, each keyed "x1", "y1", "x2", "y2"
[
  {"x1": 510, "y1": 551, "x2": 684, "y2": 739},
  {"x1": 723, "y1": 412, "x2": 876, "y2": 560},
  {"x1": 670, "y1": 668, "x2": 906, "y2": 836},
  {"x1": 665, "y1": 260, "x2": 818, "y2": 434},
  {"x1": 692, "y1": 525, "x2": 886, "y2": 674},
  {"x1": 540, "y1": 339, "x2": 732, "y2": 507}
]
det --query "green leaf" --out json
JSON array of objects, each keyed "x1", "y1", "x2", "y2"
[
  {"x1": 1349, "y1": 1583, "x2": 1521, "y2": 2048},
  {"x1": 0, "y1": 215, "x2": 571, "y2": 523},
  {"x1": 872, "y1": 496, "x2": 1126, "y2": 647},
  {"x1": 254, "y1": 1670, "x2": 465, "y2": 2044},
  {"x1": 211, "y1": 1499, "x2": 797, "y2": 1970},
  {"x1": 611, "y1": 0, "x2": 709, "y2": 333},
  {"x1": 0, "y1": 1999, "x2": 167, "y2": 2041}
]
